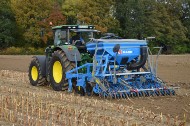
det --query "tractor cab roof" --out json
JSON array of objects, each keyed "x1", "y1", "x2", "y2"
[
  {"x1": 52, "y1": 25, "x2": 95, "y2": 30},
  {"x1": 70, "y1": 29, "x2": 100, "y2": 33}
]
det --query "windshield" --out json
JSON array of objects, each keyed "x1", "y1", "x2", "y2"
[
  {"x1": 53, "y1": 29, "x2": 101, "y2": 46},
  {"x1": 69, "y1": 29, "x2": 100, "y2": 45}
]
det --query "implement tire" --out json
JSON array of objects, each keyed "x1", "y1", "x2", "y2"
[
  {"x1": 49, "y1": 50, "x2": 75, "y2": 91},
  {"x1": 28, "y1": 57, "x2": 46, "y2": 86}
]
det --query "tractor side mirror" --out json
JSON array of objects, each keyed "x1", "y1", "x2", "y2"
[{"x1": 113, "y1": 44, "x2": 120, "y2": 53}]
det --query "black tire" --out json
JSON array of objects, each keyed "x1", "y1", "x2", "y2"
[
  {"x1": 49, "y1": 50, "x2": 75, "y2": 91},
  {"x1": 75, "y1": 86, "x2": 85, "y2": 96},
  {"x1": 78, "y1": 86, "x2": 85, "y2": 96},
  {"x1": 28, "y1": 57, "x2": 46, "y2": 86}
]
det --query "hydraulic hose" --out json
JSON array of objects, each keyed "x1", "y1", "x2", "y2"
[{"x1": 127, "y1": 46, "x2": 147, "y2": 70}]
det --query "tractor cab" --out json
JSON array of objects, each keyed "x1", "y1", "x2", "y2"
[{"x1": 52, "y1": 25, "x2": 100, "y2": 52}]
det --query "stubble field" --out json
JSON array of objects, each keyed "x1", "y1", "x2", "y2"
[{"x1": 0, "y1": 55, "x2": 190, "y2": 126}]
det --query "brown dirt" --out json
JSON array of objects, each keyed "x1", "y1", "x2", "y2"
[
  {"x1": 125, "y1": 55, "x2": 190, "y2": 121},
  {"x1": 0, "y1": 55, "x2": 190, "y2": 125},
  {"x1": 0, "y1": 55, "x2": 33, "y2": 72}
]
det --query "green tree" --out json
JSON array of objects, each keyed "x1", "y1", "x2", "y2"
[
  {"x1": 11, "y1": 0, "x2": 54, "y2": 47},
  {"x1": 0, "y1": 0, "x2": 18, "y2": 49},
  {"x1": 38, "y1": 3, "x2": 67, "y2": 44},
  {"x1": 148, "y1": 1, "x2": 188, "y2": 53},
  {"x1": 114, "y1": 0, "x2": 147, "y2": 39},
  {"x1": 181, "y1": 0, "x2": 190, "y2": 52},
  {"x1": 62, "y1": 0, "x2": 80, "y2": 24},
  {"x1": 114, "y1": 0, "x2": 188, "y2": 53},
  {"x1": 62, "y1": 0, "x2": 119, "y2": 32}
]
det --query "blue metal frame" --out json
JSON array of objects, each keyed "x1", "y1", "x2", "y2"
[
  {"x1": 66, "y1": 63, "x2": 93, "y2": 92},
  {"x1": 65, "y1": 39, "x2": 177, "y2": 97}
]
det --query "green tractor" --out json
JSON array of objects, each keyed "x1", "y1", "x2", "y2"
[{"x1": 28, "y1": 25, "x2": 99, "y2": 91}]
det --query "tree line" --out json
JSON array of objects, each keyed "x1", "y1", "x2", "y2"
[{"x1": 0, "y1": 0, "x2": 190, "y2": 53}]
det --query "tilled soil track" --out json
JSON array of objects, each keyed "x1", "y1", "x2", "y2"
[
  {"x1": 0, "y1": 55, "x2": 34, "y2": 72},
  {"x1": 0, "y1": 55, "x2": 190, "y2": 125}
]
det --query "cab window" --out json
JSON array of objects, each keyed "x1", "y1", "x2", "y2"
[{"x1": 54, "y1": 30, "x2": 67, "y2": 46}]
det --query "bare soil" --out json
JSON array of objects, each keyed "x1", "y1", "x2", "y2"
[{"x1": 0, "y1": 55, "x2": 190, "y2": 125}]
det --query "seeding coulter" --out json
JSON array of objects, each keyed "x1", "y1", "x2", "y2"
[{"x1": 29, "y1": 25, "x2": 177, "y2": 98}]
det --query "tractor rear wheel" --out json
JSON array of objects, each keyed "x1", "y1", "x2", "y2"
[
  {"x1": 28, "y1": 57, "x2": 46, "y2": 86},
  {"x1": 49, "y1": 50, "x2": 75, "y2": 91}
]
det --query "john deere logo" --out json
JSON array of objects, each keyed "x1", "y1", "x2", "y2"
[{"x1": 118, "y1": 50, "x2": 133, "y2": 54}]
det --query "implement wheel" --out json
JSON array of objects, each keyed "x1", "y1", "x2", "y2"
[
  {"x1": 49, "y1": 50, "x2": 75, "y2": 91},
  {"x1": 28, "y1": 57, "x2": 46, "y2": 86}
]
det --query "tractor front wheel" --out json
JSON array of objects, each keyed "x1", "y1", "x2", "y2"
[
  {"x1": 28, "y1": 57, "x2": 46, "y2": 86},
  {"x1": 49, "y1": 50, "x2": 75, "y2": 91}
]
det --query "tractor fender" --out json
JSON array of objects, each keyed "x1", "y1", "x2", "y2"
[
  {"x1": 33, "y1": 56, "x2": 46, "y2": 77},
  {"x1": 54, "y1": 46, "x2": 81, "y2": 61}
]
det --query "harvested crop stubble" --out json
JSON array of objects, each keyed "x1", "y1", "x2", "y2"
[{"x1": 0, "y1": 70, "x2": 187, "y2": 126}]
